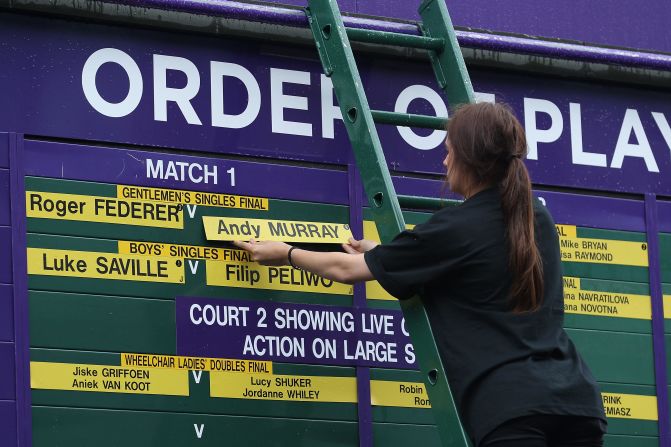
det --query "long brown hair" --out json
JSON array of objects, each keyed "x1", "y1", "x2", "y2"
[{"x1": 447, "y1": 102, "x2": 543, "y2": 312}]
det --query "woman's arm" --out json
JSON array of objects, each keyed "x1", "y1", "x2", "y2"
[{"x1": 232, "y1": 239, "x2": 375, "y2": 284}]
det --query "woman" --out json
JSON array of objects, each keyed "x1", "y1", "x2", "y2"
[{"x1": 234, "y1": 102, "x2": 606, "y2": 446}]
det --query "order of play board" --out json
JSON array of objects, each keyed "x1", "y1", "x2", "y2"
[
  {"x1": 25, "y1": 145, "x2": 442, "y2": 447},
  {"x1": 23, "y1": 140, "x2": 663, "y2": 446}
]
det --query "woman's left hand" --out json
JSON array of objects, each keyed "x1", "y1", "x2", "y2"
[{"x1": 232, "y1": 239, "x2": 291, "y2": 266}]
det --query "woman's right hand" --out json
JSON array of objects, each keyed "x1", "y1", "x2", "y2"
[{"x1": 342, "y1": 237, "x2": 378, "y2": 254}]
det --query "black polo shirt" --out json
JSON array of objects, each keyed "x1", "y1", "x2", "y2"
[{"x1": 364, "y1": 187, "x2": 606, "y2": 445}]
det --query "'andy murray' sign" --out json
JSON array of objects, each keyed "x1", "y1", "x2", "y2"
[{"x1": 0, "y1": 12, "x2": 669, "y2": 195}]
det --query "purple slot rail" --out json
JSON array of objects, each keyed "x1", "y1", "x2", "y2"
[{"x1": 96, "y1": 0, "x2": 671, "y2": 71}]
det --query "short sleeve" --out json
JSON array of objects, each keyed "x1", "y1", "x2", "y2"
[{"x1": 363, "y1": 212, "x2": 466, "y2": 300}]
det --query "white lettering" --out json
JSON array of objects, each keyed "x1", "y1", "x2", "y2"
[
  {"x1": 270, "y1": 68, "x2": 312, "y2": 136},
  {"x1": 204, "y1": 164, "x2": 218, "y2": 184},
  {"x1": 570, "y1": 103, "x2": 607, "y2": 167},
  {"x1": 211, "y1": 62, "x2": 261, "y2": 129},
  {"x1": 82, "y1": 48, "x2": 143, "y2": 118},
  {"x1": 188, "y1": 164, "x2": 203, "y2": 183},
  {"x1": 190, "y1": 304, "x2": 202, "y2": 325},
  {"x1": 146, "y1": 159, "x2": 163, "y2": 179},
  {"x1": 320, "y1": 75, "x2": 343, "y2": 139},
  {"x1": 611, "y1": 109, "x2": 659, "y2": 173},
  {"x1": 153, "y1": 54, "x2": 202, "y2": 125},
  {"x1": 652, "y1": 112, "x2": 671, "y2": 156},
  {"x1": 524, "y1": 97, "x2": 563, "y2": 160},
  {"x1": 474, "y1": 92, "x2": 496, "y2": 103},
  {"x1": 394, "y1": 85, "x2": 447, "y2": 151}
]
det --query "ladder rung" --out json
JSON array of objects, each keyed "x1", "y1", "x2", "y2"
[
  {"x1": 398, "y1": 195, "x2": 456, "y2": 210},
  {"x1": 346, "y1": 27, "x2": 444, "y2": 51},
  {"x1": 371, "y1": 110, "x2": 447, "y2": 130}
]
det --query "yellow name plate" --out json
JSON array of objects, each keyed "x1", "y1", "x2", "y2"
[
  {"x1": 118, "y1": 240, "x2": 252, "y2": 261},
  {"x1": 30, "y1": 361, "x2": 189, "y2": 396},
  {"x1": 117, "y1": 185, "x2": 268, "y2": 210},
  {"x1": 665, "y1": 295, "x2": 671, "y2": 319},
  {"x1": 556, "y1": 225, "x2": 648, "y2": 267},
  {"x1": 563, "y1": 277, "x2": 651, "y2": 320},
  {"x1": 371, "y1": 380, "x2": 431, "y2": 408},
  {"x1": 121, "y1": 353, "x2": 272, "y2": 374},
  {"x1": 210, "y1": 372, "x2": 357, "y2": 403},
  {"x1": 203, "y1": 216, "x2": 352, "y2": 243},
  {"x1": 206, "y1": 260, "x2": 353, "y2": 295},
  {"x1": 28, "y1": 248, "x2": 184, "y2": 283},
  {"x1": 602, "y1": 393, "x2": 657, "y2": 421},
  {"x1": 26, "y1": 191, "x2": 183, "y2": 229}
]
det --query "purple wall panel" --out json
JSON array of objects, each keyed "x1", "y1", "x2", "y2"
[
  {"x1": 266, "y1": 0, "x2": 671, "y2": 53},
  {"x1": 1, "y1": 14, "x2": 671, "y2": 196},
  {"x1": 0, "y1": 169, "x2": 9, "y2": 227},
  {"x1": 0, "y1": 342, "x2": 15, "y2": 400},
  {"x1": 282, "y1": 0, "x2": 671, "y2": 54},
  {"x1": 0, "y1": 227, "x2": 11, "y2": 285},
  {"x1": 0, "y1": 400, "x2": 17, "y2": 447},
  {"x1": 659, "y1": 200, "x2": 671, "y2": 233},
  {"x1": 538, "y1": 190, "x2": 645, "y2": 232},
  {"x1": 0, "y1": 285, "x2": 12, "y2": 342},
  {"x1": 276, "y1": 0, "x2": 356, "y2": 10},
  {"x1": 0, "y1": 134, "x2": 8, "y2": 169},
  {"x1": 24, "y1": 140, "x2": 350, "y2": 205},
  {"x1": 392, "y1": 176, "x2": 647, "y2": 232},
  {"x1": 10, "y1": 134, "x2": 31, "y2": 447},
  {"x1": 444, "y1": 0, "x2": 671, "y2": 54}
]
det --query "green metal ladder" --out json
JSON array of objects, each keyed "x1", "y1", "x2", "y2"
[{"x1": 305, "y1": 1, "x2": 474, "y2": 446}]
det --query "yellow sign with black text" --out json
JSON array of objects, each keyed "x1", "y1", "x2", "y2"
[
  {"x1": 210, "y1": 372, "x2": 357, "y2": 403},
  {"x1": 206, "y1": 260, "x2": 353, "y2": 295},
  {"x1": 371, "y1": 380, "x2": 431, "y2": 408},
  {"x1": 117, "y1": 185, "x2": 268, "y2": 210},
  {"x1": 563, "y1": 277, "x2": 651, "y2": 319},
  {"x1": 26, "y1": 191, "x2": 183, "y2": 228},
  {"x1": 118, "y1": 240, "x2": 251, "y2": 262},
  {"x1": 30, "y1": 361, "x2": 189, "y2": 396},
  {"x1": 27, "y1": 248, "x2": 184, "y2": 283},
  {"x1": 556, "y1": 225, "x2": 648, "y2": 267},
  {"x1": 120, "y1": 353, "x2": 272, "y2": 374},
  {"x1": 203, "y1": 216, "x2": 352, "y2": 243},
  {"x1": 602, "y1": 393, "x2": 657, "y2": 421}
]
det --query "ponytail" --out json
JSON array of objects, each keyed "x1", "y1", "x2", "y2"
[
  {"x1": 447, "y1": 102, "x2": 544, "y2": 312},
  {"x1": 500, "y1": 157, "x2": 544, "y2": 312}
]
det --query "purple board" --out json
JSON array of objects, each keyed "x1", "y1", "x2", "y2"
[
  {"x1": 0, "y1": 169, "x2": 10, "y2": 227},
  {"x1": 444, "y1": 0, "x2": 671, "y2": 54},
  {"x1": 0, "y1": 227, "x2": 12, "y2": 285},
  {"x1": 0, "y1": 285, "x2": 13, "y2": 342},
  {"x1": 0, "y1": 400, "x2": 17, "y2": 447},
  {"x1": 392, "y1": 174, "x2": 647, "y2": 232},
  {"x1": 659, "y1": 201, "x2": 671, "y2": 233},
  {"x1": 537, "y1": 191, "x2": 646, "y2": 232},
  {"x1": 0, "y1": 342, "x2": 15, "y2": 400},
  {"x1": 23, "y1": 140, "x2": 350, "y2": 205},
  {"x1": 226, "y1": 0, "x2": 671, "y2": 54},
  {"x1": 0, "y1": 13, "x2": 670, "y2": 196},
  {"x1": 176, "y1": 296, "x2": 415, "y2": 369},
  {"x1": 0, "y1": 134, "x2": 8, "y2": 168},
  {"x1": 3, "y1": 5, "x2": 670, "y2": 447}
]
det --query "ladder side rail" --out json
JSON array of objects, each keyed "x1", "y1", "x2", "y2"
[
  {"x1": 419, "y1": 0, "x2": 475, "y2": 104},
  {"x1": 307, "y1": 1, "x2": 470, "y2": 445}
]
